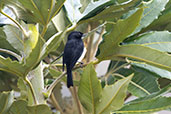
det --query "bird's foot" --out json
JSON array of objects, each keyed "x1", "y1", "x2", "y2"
[{"x1": 78, "y1": 62, "x2": 84, "y2": 68}]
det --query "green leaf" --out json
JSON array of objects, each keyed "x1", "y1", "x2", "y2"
[
  {"x1": 126, "y1": 31, "x2": 171, "y2": 53},
  {"x1": 80, "y1": 0, "x2": 116, "y2": 21},
  {"x1": 27, "y1": 104, "x2": 52, "y2": 114},
  {"x1": 64, "y1": 0, "x2": 82, "y2": 23},
  {"x1": 40, "y1": 30, "x2": 66, "y2": 59},
  {"x1": 140, "y1": 9, "x2": 171, "y2": 32},
  {"x1": 96, "y1": 74, "x2": 133, "y2": 114},
  {"x1": 0, "y1": 25, "x2": 43, "y2": 77},
  {"x1": 23, "y1": 24, "x2": 39, "y2": 57},
  {"x1": 30, "y1": 62, "x2": 45, "y2": 104},
  {"x1": 0, "y1": 27, "x2": 19, "y2": 54},
  {"x1": 52, "y1": 8, "x2": 70, "y2": 32},
  {"x1": 132, "y1": 63, "x2": 171, "y2": 80},
  {"x1": 128, "y1": 84, "x2": 171, "y2": 104},
  {"x1": 80, "y1": 0, "x2": 91, "y2": 13},
  {"x1": 3, "y1": 24, "x2": 39, "y2": 58},
  {"x1": 127, "y1": 68, "x2": 160, "y2": 97},
  {"x1": 78, "y1": 63, "x2": 102, "y2": 113},
  {"x1": 0, "y1": 91, "x2": 14, "y2": 114},
  {"x1": 108, "y1": 45, "x2": 171, "y2": 71},
  {"x1": 49, "y1": 68, "x2": 62, "y2": 78},
  {"x1": 23, "y1": 36, "x2": 43, "y2": 76},
  {"x1": 96, "y1": 8, "x2": 143, "y2": 60},
  {"x1": 81, "y1": 0, "x2": 142, "y2": 22},
  {"x1": 133, "y1": 0, "x2": 169, "y2": 34},
  {"x1": 4, "y1": 0, "x2": 65, "y2": 24},
  {"x1": 9, "y1": 100, "x2": 28, "y2": 114},
  {"x1": 107, "y1": 61, "x2": 160, "y2": 97},
  {"x1": 3, "y1": 25, "x2": 24, "y2": 54},
  {"x1": 116, "y1": 97, "x2": 171, "y2": 114},
  {"x1": 0, "y1": 56, "x2": 26, "y2": 77},
  {"x1": 64, "y1": 0, "x2": 116, "y2": 23},
  {"x1": 17, "y1": 78, "x2": 29, "y2": 100}
]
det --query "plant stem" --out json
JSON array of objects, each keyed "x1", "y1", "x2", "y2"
[
  {"x1": 92, "y1": 26, "x2": 105, "y2": 55},
  {"x1": 50, "y1": 92, "x2": 64, "y2": 114},
  {"x1": 41, "y1": 25, "x2": 48, "y2": 37},
  {"x1": 0, "y1": 48, "x2": 22, "y2": 61},
  {"x1": 25, "y1": 77, "x2": 38, "y2": 104},
  {"x1": 0, "y1": 10, "x2": 28, "y2": 38},
  {"x1": 47, "y1": 71, "x2": 66, "y2": 96},
  {"x1": 70, "y1": 87, "x2": 83, "y2": 114}
]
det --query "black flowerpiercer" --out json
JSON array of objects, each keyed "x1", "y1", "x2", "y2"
[{"x1": 63, "y1": 31, "x2": 84, "y2": 88}]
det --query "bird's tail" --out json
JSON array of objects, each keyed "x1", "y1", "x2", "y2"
[{"x1": 67, "y1": 67, "x2": 73, "y2": 88}]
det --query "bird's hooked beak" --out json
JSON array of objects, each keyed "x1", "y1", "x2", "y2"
[{"x1": 81, "y1": 33, "x2": 88, "y2": 40}]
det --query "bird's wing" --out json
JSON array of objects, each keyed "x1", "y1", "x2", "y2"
[{"x1": 70, "y1": 41, "x2": 84, "y2": 69}]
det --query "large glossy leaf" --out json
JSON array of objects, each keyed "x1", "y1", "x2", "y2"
[
  {"x1": 140, "y1": 6, "x2": 171, "y2": 32},
  {"x1": 0, "y1": 27, "x2": 18, "y2": 54},
  {"x1": 116, "y1": 97, "x2": 171, "y2": 114},
  {"x1": 17, "y1": 78, "x2": 29, "y2": 100},
  {"x1": 40, "y1": 30, "x2": 66, "y2": 59},
  {"x1": 81, "y1": 0, "x2": 142, "y2": 22},
  {"x1": 64, "y1": 0, "x2": 116, "y2": 23},
  {"x1": 78, "y1": 63, "x2": 102, "y2": 113},
  {"x1": 126, "y1": 31, "x2": 171, "y2": 52},
  {"x1": 0, "y1": 56, "x2": 26, "y2": 77},
  {"x1": 108, "y1": 45, "x2": 171, "y2": 71},
  {"x1": 0, "y1": 91, "x2": 14, "y2": 114},
  {"x1": 132, "y1": 63, "x2": 171, "y2": 80},
  {"x1": 96, "y1": 75, "x2": 133, "y2": 114},
  {"x1": 96, "y1": 8, "x2": 143, "y2": 60},
  {"x1": 0, "y1": 7, "x2": 16, "y2": 25},
  {"x1": 30, "y1": 62, "x2": 45, "y2": 104},
  {"x1": 80, "y1": 0, "x2": 116, "y2": 21},
  {"x1": 64, "y1": 0, "x2": 82, "y2": 23},
  {"x1": 4, "y1": 0, "x2": 65, "y2": 25},
  {"x1": 0, "y1": 25, "x2": 42, "y2": 77},
  {"x1": 23, "y1": 24, "x2": 39, "y2": 58},
  {"x1": 132, "y1": 0, "x2": 169, "y2": 35},
  {"x1": 3, "y1": 25, "x2": 24, "y2": 54},
  {"x1": 23, "y1": 36, "x2": 43, "y2": 76},
  {"x1": 3, "y1": 24, "x2": 39, "y2": 58},
  {"x1": 107, "y1": 61, "x2": 160, "y2": 97},
  {"x1": 128, "y1": 84, "x2": 171, "y2": 104},
  {"x1": 52, "y1": 8, "x2": 70, "y2": 32},
  {"x1": 27, "y1": 104, "x2": 52, "y2": 114},
  {"x1": 9, "y1": 100, "x2": 28, "y2": 114},
  {"x1": 127, "y1": 68, "x2": 160, "y2": 97}
]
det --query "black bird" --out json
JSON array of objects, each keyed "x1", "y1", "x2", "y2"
[{"x1": 63, "y1": 31, "x2": 84, "y2": 88}]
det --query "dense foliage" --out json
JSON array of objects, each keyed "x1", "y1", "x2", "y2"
[{"x1": 0, "y1": 0, "x2": 170, "y2": 114}]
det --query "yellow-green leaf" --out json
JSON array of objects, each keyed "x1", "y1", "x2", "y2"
[
  {"x1": 78, "y1": 63, "x2": 102, "y2": 113},
  {"x1": 96, "y1": 74, "x2": 133, "y2": 114}
]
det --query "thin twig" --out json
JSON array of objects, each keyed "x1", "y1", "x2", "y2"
[
  {"x1": 112, "y1": 62, "x2": 130, "y2": 73},
  {"x1": 92, "y1": 26, "x2": 105, "y2": 55},
  {"x1": 50, "y1": 92, "x2": 64, "y2": 114},
  {"x1": 47, "y1": 71, "x2": 66, "y2": 96},
  {"x1": 70, "y1": 87, "x2": 83, "y2": 114}
]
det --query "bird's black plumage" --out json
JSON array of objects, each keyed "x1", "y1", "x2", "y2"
[{"x1": 63, "y1": 31, "x2": 84, "y2": 88}]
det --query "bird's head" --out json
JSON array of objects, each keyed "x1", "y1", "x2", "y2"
[{"x1": 68, "y1": 31, "x2": 83, "y2": 40}]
